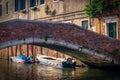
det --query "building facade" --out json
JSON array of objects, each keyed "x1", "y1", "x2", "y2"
[{"x1": 0, "y1": 0, "x2": 120, "y2": 40}]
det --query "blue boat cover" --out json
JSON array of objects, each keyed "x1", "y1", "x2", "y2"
[{"x1": 16, "y1": 54, "x2": 28, "y2": 60}]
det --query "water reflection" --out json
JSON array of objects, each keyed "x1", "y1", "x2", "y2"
[{"x1": 0, "y1": 60, "x2": 120, "y2": 80}]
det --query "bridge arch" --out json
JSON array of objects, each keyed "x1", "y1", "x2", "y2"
[
  {"x1": 0, "y1": 37, "x2": 115, "y2": 64},
  {"x1": 0, "y1": 19, "x2": 120, "y2": 65}
]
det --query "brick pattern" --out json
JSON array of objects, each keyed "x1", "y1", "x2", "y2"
[{"x1": 0, "y1": 20, "x2": 120, "y2": 61}]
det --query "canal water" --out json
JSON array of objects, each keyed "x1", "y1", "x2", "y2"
[{"x1": 0, "y1": 59, "x2": 120, "y2": 80}]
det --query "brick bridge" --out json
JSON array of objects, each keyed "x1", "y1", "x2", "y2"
[{"x1": 0, "y1": 19, "x2": 120, "y2": 65}]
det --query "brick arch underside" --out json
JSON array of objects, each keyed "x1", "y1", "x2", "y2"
[{"x1": 0, "y1": 37, "x2": 115, "y2": 65}]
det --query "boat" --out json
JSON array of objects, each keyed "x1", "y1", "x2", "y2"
[
  {"x1": 11, "y1": 54, "x2": 34, "y2": 63},
  {"x1": 36, "y1": 54, "x2": 76, "y2": 68}
]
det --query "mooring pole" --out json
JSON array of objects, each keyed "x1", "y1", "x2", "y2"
[
  {"x1": 20, "y1": 45, "x2": 22, "y2": 55},
  {"x1": 7, "y1": 47, "x2": 9, "y2": 60},
  {"x1": 27, "y1": 44, "x2": 29, "y2": 57},
  {"x1": 40, "y1": 47, "x2": 43, "y2": 54},
  {"x1": 15, "y1": 45, "x2": 18, "y2": 56},
  {"x1": 11, "y1": 46, "x2": 13, "y2": 56}
]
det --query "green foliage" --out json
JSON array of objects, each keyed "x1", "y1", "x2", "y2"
[
  {"x1": 44, "y1": 35, "x2": 49, "y2": 41},
  {"x1": 18, "y1": 38, "x2": 25, "y2": 41},
  {"x1": 20, "y1": 9, "x2": 27, "y2": 13},
  {"x1": 50, "y1": 9, "x2": 56, "y2": 16},
  {"x1": 83, "y1": 46, "x2": 89, "y2": 49},
  {"x1": 110, "y1": 48, "x2": 119, "y2": 56},
  {"x1": 84, "y1": 0, "x2": 120, "y2": 18},
  {"x1": 84, "y1": 0, "x2": 105, "y2": 18},
  {"x1": 45, "y1": 5, "x2": 56, "y2": 16},
  {"x1": 45, "y1": 5, "x2": 50, "y2": 15},
  {"x1": 95, "y1": 50, "x2": 100, "y2": 53},
  {"x1": 31, "y1": 6, "x2": 38, "y2": 11},
  {"x1": 115, "y1": 0, "x2": 120, "y2": 9}
]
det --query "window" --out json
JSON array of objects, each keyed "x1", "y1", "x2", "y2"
[
  {"x1": 14, "y1": 0, "x2": 19, "y2": 11},
  {"x1": 20, "y1": 0, "x2": 26, "y2": 10},
  {"x1": 82, "y1": 20, "x2": 88, "y2": 29},
  {"x1": 107, "y1": 22, "x2": 117, "y2": 39},
  {"x1": 30, "y1": 0, "x2": 36, "y2": 7},
  {"x1": 6, "y1": 2, "x2": 8, "y2": 14},
  {"x1": 40, "y1": 0, "x2": 45, "y2": 5},
  {"x1": 0, "y1": 5, "x2": 2, "y2": 16}
]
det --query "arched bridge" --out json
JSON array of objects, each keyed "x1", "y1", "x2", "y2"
[{"x1": 0, "y1": 19, "x2": 120, "y2": 66}]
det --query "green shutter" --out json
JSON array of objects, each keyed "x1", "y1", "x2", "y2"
[
  {"x1": 6, "y1": 2, "x2": 8, "y2": 14},
  {"x1": 82, "y1": 20, "x2": 88, "y2": 29},
  {"x1": 30, "y1": 0, "x2": 36, "y2": 7},
  {"x1": 107, "y1": 23, "x2": 117, "y2": 39},
  {"x1": 20, "y1": 0, "x2": 26, "y2": 10},
  {"x1": 15, "y1": 0, "x2": 19, "y2": 11}
]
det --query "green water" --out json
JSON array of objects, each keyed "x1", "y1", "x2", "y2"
[{"x1": 0, "y1": 59, "x2": 120, "y2": 80}]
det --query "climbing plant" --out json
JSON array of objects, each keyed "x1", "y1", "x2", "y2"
[
  {"x1": 45, "y1": 5, "x2": 57, "y2": 16},
  {"x1": 84, "y1": 0, "x2": 120, "y2": 33},
  {"x1": 84, "y1": 0, "x2": 120, "y2": 18},
  {"x1": 45, "y1": 5, "x2": 50, "y2": 15}
]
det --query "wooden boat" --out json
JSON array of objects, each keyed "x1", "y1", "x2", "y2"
[
  {"x1": 11, "y1": 54, "x2": 34, "y2": 63},
  {"x1": 36, "y1": 54, "x2": 76, "y2": 68}
]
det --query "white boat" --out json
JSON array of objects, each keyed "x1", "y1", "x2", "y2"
[
  {"x1": 36, "y1": 54, "x2": 76, "y2": 68},
  {"x1": 11, "y1": 56, "x2": 25, "y2": 63}
]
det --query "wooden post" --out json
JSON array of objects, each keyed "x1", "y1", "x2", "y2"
[
  {"x1": 7, "y1": 47, "x2": 9, "y2": 60},
  {"x1": 34, "y1": 45, "x2": 36, "y2": 58},
  {"x1": 11, "y1": 46, "x2": 13, "y2": 56},
  {"x1": 40, "y1": 47, "x2": 43, "y2": 54},
  {"x1": 20, "y1": 45, "x2": 22, "y2": 55},
  {"x1": 56, "y1": 51, "x2": 58, "y2": 58},
  {"x1": 0, "y1": 50, "x2": 1, "y2": 59},
  {"x1": 31, "y1": 45, "x2": 33, "y2": 57},
  {"x1": 46, "y1": 48, "x2": 48, "y2": 56},
  {"x1": 27, "y1": 44, "x2": 29, "y2": 57},
  {"x1": 1, "y1": 50, "x2": 3, "y2": 58},
  {"x1": 15, "y1": 45, "x2": 18, "y2": 56}
]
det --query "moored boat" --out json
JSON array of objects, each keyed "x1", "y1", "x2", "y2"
[
  {"x1": 36, "y1": 54, "x2": 76, "y2": 68},
  {"x1": 11, "y1": 54, "x2": 34, "y2": 63}
]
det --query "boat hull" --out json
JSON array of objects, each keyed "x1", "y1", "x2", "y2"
[{"x1": 37, "y1": 54, "x2": 76, "y2": 68}]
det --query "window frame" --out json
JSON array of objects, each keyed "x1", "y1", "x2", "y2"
[
  {"x1": 14, "y1": 0, "x2": 19, "y2": 12},
  {"x1": 81, "y1": 20, "x2": 88, "y2": 29},
  {"x1": 107, "y1": 22, "x2": 117, "y2": 39},
  {"x1": 6, "y1": 2, "x2": 9, "y2": 14}
]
